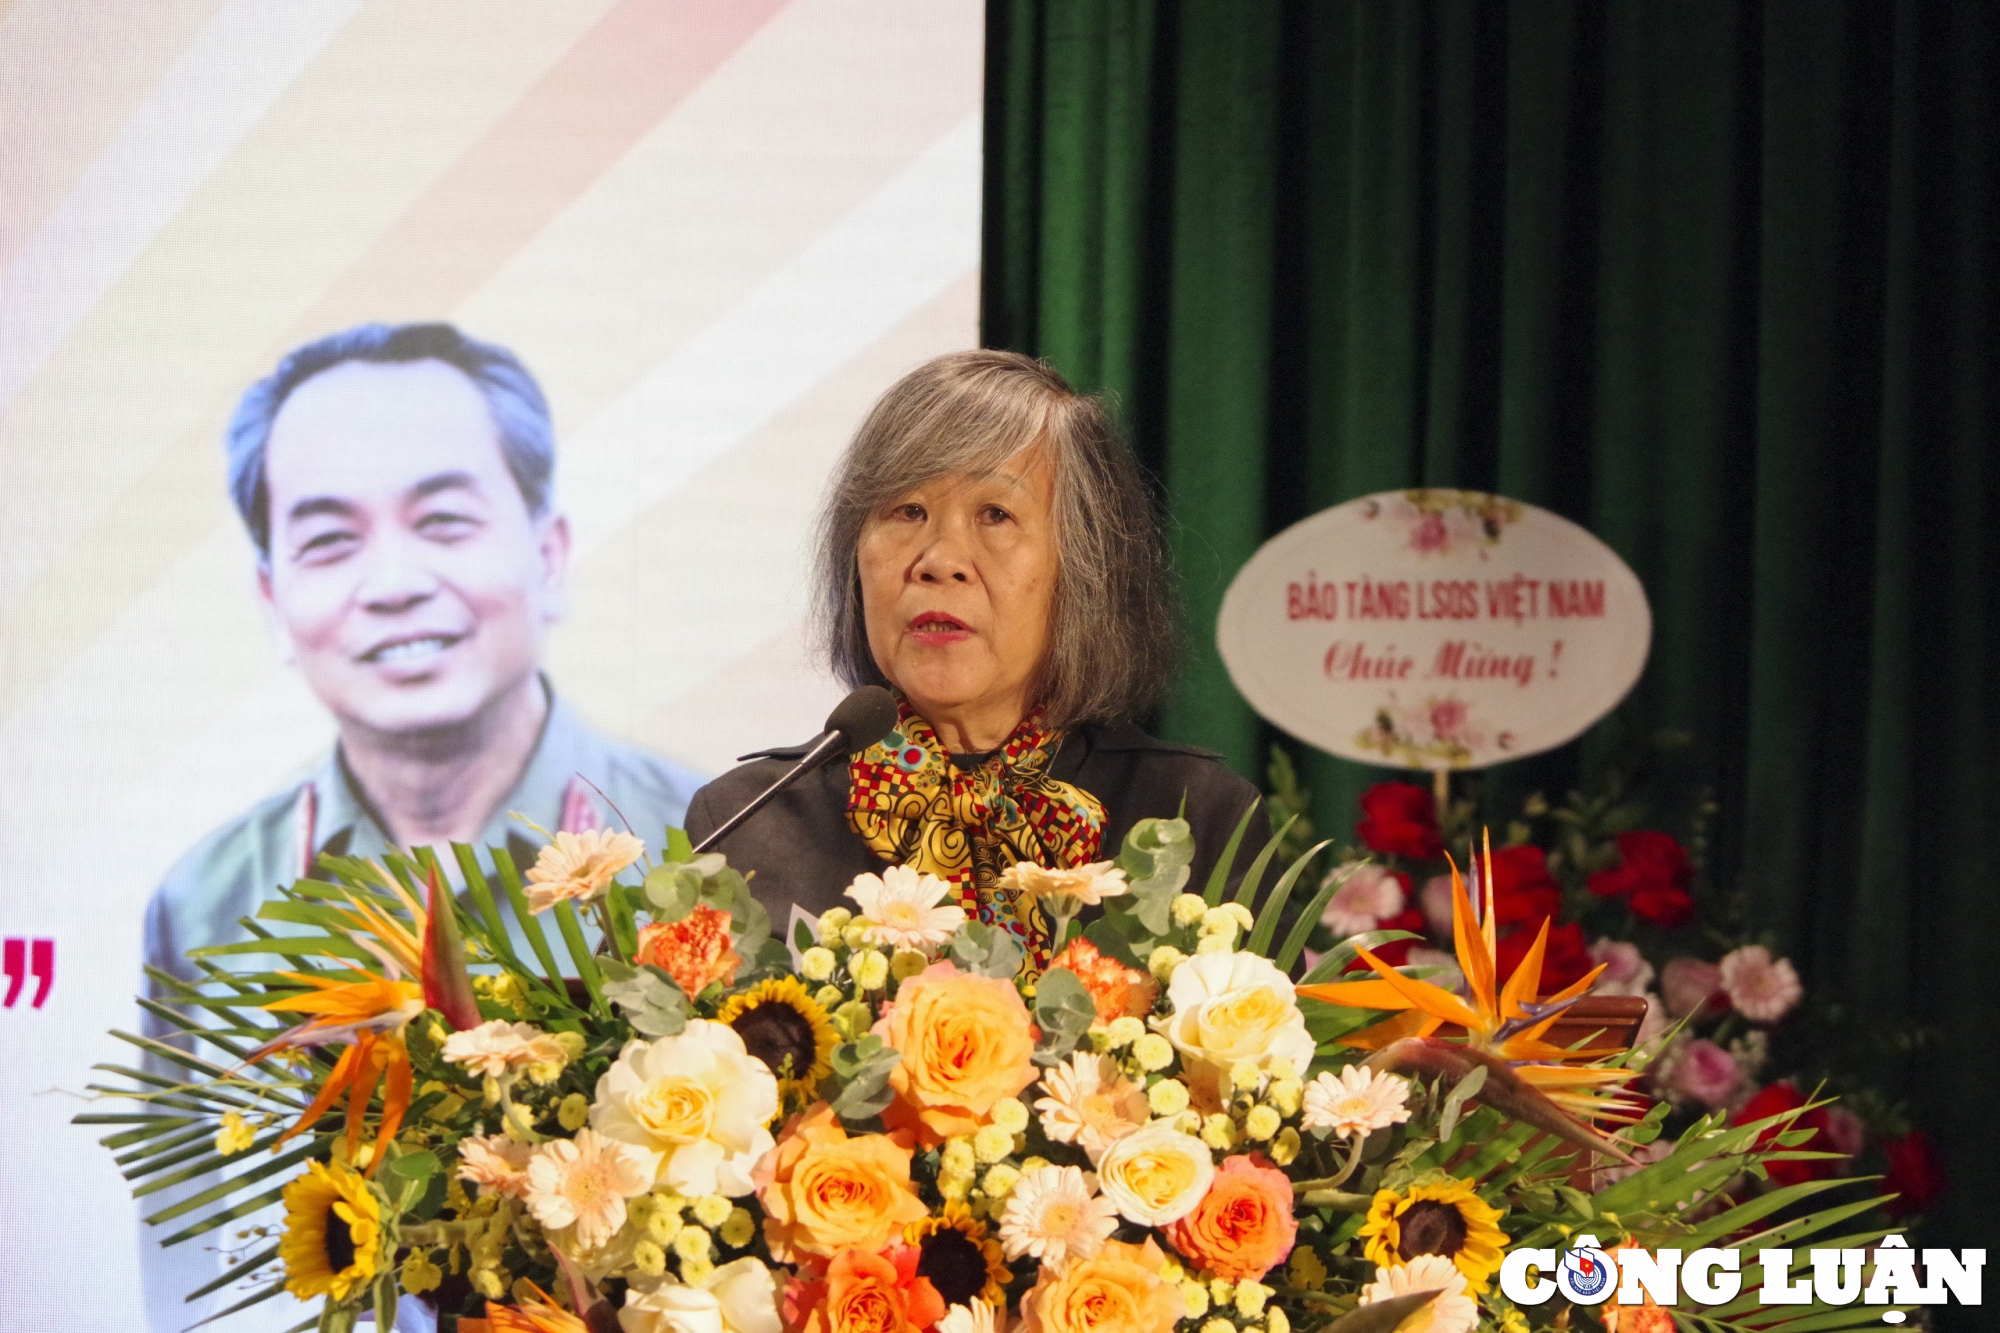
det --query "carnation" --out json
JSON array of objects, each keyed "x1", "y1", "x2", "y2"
[
  {"x1": 1666, "y1": 1038, "x2": 1742, "y2": 1109},
  {"x1": 634, "y1": 904, "x2": 742, "y2": 998},
  {"x1": 1047, "y1": 937, "x2": 1157, "y2": 1022},
  {"x1": 1588, "y1": 937, "x2": 1656, "y2": 997},
  {"x1": 1354, "y1": 783, "x2": 1441, "y2": 859},
  {"x1": 1718, "y1": 944, "x2": 1802, "y2": 1023},
  {"x1": 1661, "y1": 956, "x2": 1726, "y2": 1018}
]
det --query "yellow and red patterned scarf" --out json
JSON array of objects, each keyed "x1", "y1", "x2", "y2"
[{"x1": 846, "y1": 697, "x2": 1105, "y2": 967}]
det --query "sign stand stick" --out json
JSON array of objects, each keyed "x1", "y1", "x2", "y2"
[{"x1": 1433, "y1": 768, "x2": 1450, "y2": 820}]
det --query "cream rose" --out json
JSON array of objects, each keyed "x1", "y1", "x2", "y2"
[
  {"x1": 591, "y1": 1021, "x2": 779, "y2": 1197},
  {"x1": 1094, "y1": 1123, "x2": 1215, "y2": 1226},
  {"x1": 1154, "y1": 952, "x2": 1314, "y2": 1082},
  {"x1": 621, "y1": 1258, "x2": 781, "y2": 1333}
]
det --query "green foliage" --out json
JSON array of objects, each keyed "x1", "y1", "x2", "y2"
[
  {"x1": 598, "y1": 959, "x2": 688, "y2": 1037},
  {"x1": 1031, "y1": 966, "x2": 1096, "y2": 1065}
]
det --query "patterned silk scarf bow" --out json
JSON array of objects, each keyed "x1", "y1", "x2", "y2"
[{"x1": 846, "y1": 697, "x2": 1106, "y2": 967}]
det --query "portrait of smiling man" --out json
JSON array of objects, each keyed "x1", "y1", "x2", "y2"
[{"x1": 143, "y1": 321, "x2": 703, "y2": 997}]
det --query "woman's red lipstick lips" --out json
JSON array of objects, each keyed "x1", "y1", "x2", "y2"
[{"x1": 908, "y1": 612, "x2": 972, "y2": 643}]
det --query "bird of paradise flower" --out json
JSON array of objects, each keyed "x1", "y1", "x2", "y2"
[
  {"x1": 1300, "y1": 833, "x2": 1644, "y2": 1162},
  {"x1": 245, "y1": 864, "x2": 480, "y2": 1177}
]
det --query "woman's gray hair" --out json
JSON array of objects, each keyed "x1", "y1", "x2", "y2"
[{"x1": 813, "y1": 349, "x2": 1177, "y2": 729}]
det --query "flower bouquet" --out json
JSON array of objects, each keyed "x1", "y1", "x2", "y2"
[
  {"x1": 87, "y1": 809, "x2": 1914, "y2": 1333},
  {"x1": 1268, "y1": 734, "x2": 1944, "y2": 1229}
]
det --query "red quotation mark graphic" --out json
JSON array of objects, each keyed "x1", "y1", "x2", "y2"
[{"x1": 3, "y1": 937, "x2": 54, "y2": 1009}]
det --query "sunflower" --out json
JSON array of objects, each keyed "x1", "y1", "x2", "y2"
[
  {"x1": 907, "y1": 1201, "x2": 1012, "y2": 1308},
  {"x1": 715, "y1": 977, "x2": 837, "y2": 1100},
  {"x1": 1357, "y1": 1177, "x2": 1507, "y2": 1295},
  {"x1": 278, "y1": 1159, "x2": 386, "y2": 1302}
]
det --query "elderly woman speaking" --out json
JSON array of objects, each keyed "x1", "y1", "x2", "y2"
[{"x1": 686, "y1": 350, "x2": 1262, "y2": 963}]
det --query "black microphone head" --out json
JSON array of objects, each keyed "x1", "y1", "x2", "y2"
[{"x1": 826, "y1": 685, "x2": 898, "y2": 753}]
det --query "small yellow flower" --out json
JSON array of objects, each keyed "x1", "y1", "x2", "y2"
[
  {"x1": 1147, "y1": 1078, "x2": 1191, "y2": 1118},
  {"x1": 1210, "y1": 1277, "x2": 1235, "y2": 1303},
  {"x1": 1175, "y1": 1111, "x2": 1204, "y2": 1136},
  {"x1": 1229, "y1": 1059, "x2": 1266, "y2": 1095},
  {"x1": 890, "y1": 949, "x2": 930, "y2": 981},
  {"x1": 673, "y1": 1226, "x2": 712, "y2": 1262},
  {"x1": 981, "y1": 1163, "x2": 1021, "y2": 1199},
  {"x1": 1498, "y1": 1311, "x2": 1530, "y2": 1333},
  {"x1": 815, "y1": 984, "x2": 845, "y2": 1010},
  {"x1": 1266, "y1": 1056, "x2": 1297, "y2": 1082},
  {"x1": 1267, "y1": 1078, "x2": 1304, "y2": 1117},
  {"x1": 818, "y1": 907, "x2": 853, "y2": 938},
  {"x1": 400, "y1": 1248, "x2": 442, "y2": 1295},
  {"x1": 682, "y1": 1253, "x2": 714, "y2": 1285},
  {"x1": 973, "y1": 1123, "x2": 1014, "y2": 1163},
  {"x1": 646, "y1": 1209, "x2": 684, "y2": 1246},
  {"x1": 691, "y1": 1195, "x2": 732, "y2": 1229},
  {"x1": 938, "y1": 1169, "x2": 973, "y2": 1201},
  {"x1": 1171, "y1": 894, "x2": 1209, "y2": 928},
  {"x1": 1180, "y1": 1282, "x2": 1211, "y2": 1319},
  {"x1": 832, "y1": 999, "x2": 874, "y2": 1040},
  {"x1": 1202, "y1": 1113, "x2": 1239, "y2": 1151},
  {"x1": 1267, "y1": 1307, "x2": 1291, "y2": 1333},
  {"x1": 215, "y1": 1112, "x2": 256, "y2": 1156},
  {"x1": 1244, "y1": 1105, "x2": 1282, "y2": 1141},
  {"x1": 1270, "y1": 1127, "x2": 1302, "y2": 1166},
  {"x1": 852, "y1": 950, "x2": 890, "y2": 991},
  {"x1": 556, "y1": 1093, "x2": 589, "y2": 1131},
  {"x1": 1149, "y1": 945, "x2": 1187, "y2": 982},
  {"x1": 1195, "y1": 934, "x2": 1232, "y2": 955},
  {"x1": 801, "y1": 947, "x2": 837, "y2": 982},
  {"x1": 942, "y1": 1138, "x2": 977, "y2": 1175},
  {"x1": 1201, "y1": 1318, "x2": 1234, "y2": 1333},
  {"x1": 632, "y1": 1240, "x2": 667, "y2": 1277},
  {"x1": 842, "y1": 920, "x2": 872, "y2": 951},
  {"x1": 1105, "y1": 1016, "x2": 1146, "y2": 1048},
  {"x1": 991, "y1": 1096, "x2": 1030, "y2": 1135},
  {"x1": 720, "y1": 1208, "x2": 755, "y2": 1249},
  {"x1": 1287, "y1": 1246, "x2": 1327, "y2": 1292},
  {"x1": 1132, "y1": 1034, "x2": 1174, "y2": 1071},
  {"x1": 1235, "y1": 1279, "x2": 1270, "y2": 1317},
  {"x1": 471, "y1": 1268, "x2": 507, "y2": 1300}
]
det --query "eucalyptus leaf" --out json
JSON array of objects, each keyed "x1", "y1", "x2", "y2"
[
  {"x1": 1115, "y1": 818, "x2": 1195, "y2": 934},
  {"x1": 949, "y1": 921, "x2": 1024, "y2": 978},
  {"x1": 1032, "y1": 967, "x2": 1097, "y2": 1065},
  {"x1": 601, "y1": 964, "x2": 689, "y2": 1037},
  {"x1": 828, "y1": 1036, "x2": 901, "y2": 1122}
]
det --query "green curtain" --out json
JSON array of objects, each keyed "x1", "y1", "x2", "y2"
[{"x1": 983, "y1": 0, "x2": 1996, "y2": 1277}]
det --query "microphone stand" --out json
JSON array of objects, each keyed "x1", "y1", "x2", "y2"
[{"x1": 691, "y1": 727, "x2": 852, "y2": 854}]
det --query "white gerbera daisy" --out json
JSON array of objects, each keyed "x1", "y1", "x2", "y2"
[
  {"x1": 455, "y1": 1133, "x2": 532, "y2": 1198},
  {"x1": 1034, "y1": 1052, "x2": 1150, "y2": 1162},
  {"x1": 997, "y1": 1165, "x2": 1120, "y2": 1268},
  {"x1": 996, "y1": 860, "x2": 1130, "y2": 907},
  {"x1": 1358, "y1": 1254, "x2": 1477, "y2": 1333},
  {"x1": 844, "y1": 865, "x2": 966, "y2": 950},
  {"x1": 440, "y1": 1019, "x2": 565, "y2": 1078},
  {"x1": 1300, "y1": 1066, "x2": 1413, "y2": 1140},
  {"x1": 936, "y1": 1302, "x2": 1002, "y2": 1333},
  {"x1": 524, "y1": 1128, "x2": 659, "y2": 1251}
]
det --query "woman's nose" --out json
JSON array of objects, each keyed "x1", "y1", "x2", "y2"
[{"x1": 912, "y1": 534, "x2": 973, "y2": 583}]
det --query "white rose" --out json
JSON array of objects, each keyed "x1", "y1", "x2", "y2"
[
  {"x1": 591, "y1": 1021, "x2": 780, "y2": 1197},
  {"x1": 1094, "y1": 1123, "x2": 1215, "y2": 1225},
  {"x1": 621, "y1": 1258, "x2": 780, "y2": 1333},
  {"x1": 1154, "y1": 951, "x2": 1314, "y2": 1077}
]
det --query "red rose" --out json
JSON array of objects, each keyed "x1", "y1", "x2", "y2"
[
  {"x1": 1496, "y1": 919, "x2": 1593, "y2": 992},
  {"x1": 1882, "y1": 1131, "x2": 1945, "y2": 1218},
  {"x1": 1629, "y1": 881, "x2": 1695, "y2": 929},
  {"x1": 1735, "y1": 1082, "x2": 1833, "y2": 1186},
  {"x1": 1355, "y1": 783, "x2": 1442, "y2": 859},
  {"x1": 1487, "y1": 845, "x2": 1562, "y2": 926},
  {"x1": 1588, "y1": 830, "x2": 1692, "y2": 895}
]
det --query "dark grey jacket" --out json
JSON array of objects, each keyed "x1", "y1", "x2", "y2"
[{"x1": 684, "y1": 721, "x2": 1269, "y2": 925}]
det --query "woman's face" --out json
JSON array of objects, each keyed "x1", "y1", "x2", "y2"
[{"x1": 857, "y1": 446, "x2": 1059, "y2": 747}]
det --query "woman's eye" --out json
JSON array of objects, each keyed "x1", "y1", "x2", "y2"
[
  {"x1": 893, "y1": 502, "x2": 927, "y2": 522},
  {"x1": 980, "y1": 504, "x2": 1012, "y2": 524}
]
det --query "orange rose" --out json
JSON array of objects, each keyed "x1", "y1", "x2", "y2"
[
  {"x1": 1048, "y1": 938, "x2": 1158, "y2": 1022},
  {"x1": 1163, "y1": 1153, "x2": 1297, "y2": 1280},
  {"x1": 1020, "y1": 1238, "x2": 1184, "y2": 1333},
  {"x1": 790, "y1": 1246, "x2": 945, "y2": 1333},
  {"x1": 755, "y1": 1105, "x2": 928, "y2": 1263},
  {"x1": 873, "y1": 962, "x2": 1037, "y2": 1144},
  {"x1": 634, "y1": 904, "x2": 742, "y2": 997}
]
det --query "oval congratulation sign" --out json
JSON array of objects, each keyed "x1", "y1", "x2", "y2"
[{"x1": 1217, "y1": 490, "x2": 1651, "y2": 770}]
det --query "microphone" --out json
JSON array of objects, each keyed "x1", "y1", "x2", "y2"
[{"x1": 691, "y1": 686, "x2": 899, "y2": 853}]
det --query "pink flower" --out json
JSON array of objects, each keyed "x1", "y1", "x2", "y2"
[
  {"x1": 1637, "y1": 992, "x2": 1668, "y2": 1047},
  {"x1": 1429, "y1": 698, "x2": 1469, "y2": 742},
  {"x1": 1588, "y1": 938, "x2": 1656, "y2": 997},
  {"x1": 1668, "y1": 1039, "x2": 1743, "y2": 1108},
  {"x1": 1411, "y1": 511, "x2": 1449, "y2": 553},
  {"x1": 1661, "y1": 957, "x2": 1726, "y2": 1019},
  {"x1": 1419, "y1": 875, "x2": 1456, "y2": 937},
  {"x1": 1320, "y1": 865, "x2": 1409, "y2": 937},
  {"x1": 1822, "y1": 1106, "x2": 1866, "y2": 1160},
  {"x1": 1718, "y1": 945, "x2": 1802, "y2": 1023}
]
